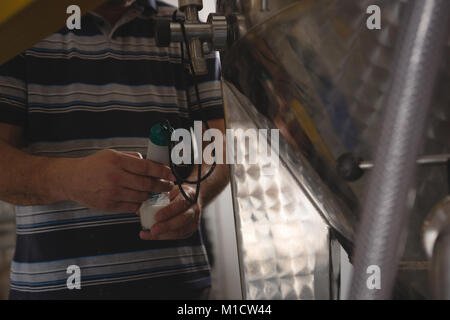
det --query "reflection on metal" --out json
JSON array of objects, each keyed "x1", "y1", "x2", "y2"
[
  {"x1": 423, "y1": 197, "x2": 450, "y2": 259},
  {"x1": 223, "y1": 80, "x2": 339, "y2": 300},
  {"x1": 423, "y1": 196, "x2": 450, "y2": 300},
  {"x1": 217, "y1": 0, "x2": 450, "y2": 299}
]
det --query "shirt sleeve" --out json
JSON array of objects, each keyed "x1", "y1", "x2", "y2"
[
  {"x1": 0, "y1": 54, "x2": 27, "y2": 127},
  {"x1": 185, "y1": 51, "x2": 224, "y2": 121}
]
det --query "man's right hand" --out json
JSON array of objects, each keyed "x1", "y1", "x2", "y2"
[{"x1": 59, "y1": 149, "x2": 175, "y2": 213}]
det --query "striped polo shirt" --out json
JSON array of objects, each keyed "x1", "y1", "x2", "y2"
[{"x1": 0, "y1": 1, "x2": 223, "y2": 299}]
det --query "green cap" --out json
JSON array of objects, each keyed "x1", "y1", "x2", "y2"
[{"x1": 150, "y1": 123, "x2": 171, "y2": 147}]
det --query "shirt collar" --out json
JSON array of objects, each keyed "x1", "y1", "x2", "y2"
[{"x1": 88, "y1": 0, "x2": 159, "y2": 35}]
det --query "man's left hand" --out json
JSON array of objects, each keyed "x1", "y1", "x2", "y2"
[{"x1": 139, "y1": 185, "x2": 201, "y2": 240}]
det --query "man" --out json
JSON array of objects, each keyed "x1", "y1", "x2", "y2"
[{"x1": 0, "y1": 0, "x2": 229, "y2": 299}]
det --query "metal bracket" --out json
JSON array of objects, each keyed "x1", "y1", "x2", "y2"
[{"x1": 337, "y1": 153, "x2": 450, "y2": 182}]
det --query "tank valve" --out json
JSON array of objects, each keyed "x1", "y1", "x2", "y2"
[{"x1": 155, "y1": 0, "x2": 245, "y2": 75}]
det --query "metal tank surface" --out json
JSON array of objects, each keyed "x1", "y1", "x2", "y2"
[{"x1": 216, "y1": 0, "x2": 450, "y2": 299}]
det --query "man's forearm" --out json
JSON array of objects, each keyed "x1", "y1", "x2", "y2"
[
  {"x1": 189, "y1": 163, "x2": 230, "y2": 208},
  {"x1": 0, "y1": 140, "x2": 71, "y2": 205},
  {"x1": 192, "y1": 119, "x2": 231, "y2": 208}
]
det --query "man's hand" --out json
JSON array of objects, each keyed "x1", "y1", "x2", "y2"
[
  {"x1": 139, "y1": 185, "x2": 201, "y2": 241},
  {"x1": 137, "y1": 118, "x2": 230, "y2": 241},
  {"x1": 63, "y1": 149, "x2": 175, "y2": 213}
]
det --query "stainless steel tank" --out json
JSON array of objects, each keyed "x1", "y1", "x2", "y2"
[{"x1": 217, "y1": 0, "x2": 450, "y2": 299}]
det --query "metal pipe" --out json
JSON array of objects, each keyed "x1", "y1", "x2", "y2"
[
  {"x1": 189, "y1": 38, "x2": 208, "y2": 75},
  {"x1": 170, "y1": 22, "x2": 212, "y2": 42},
  {"x1": 349, "y1": 0, "x2": 450, "y2": 300},
  {"x1": 359, "y1": 154, "x2": 450, "y2": 170},
  {"x1": 185, "y1": 5, "x2": 199, "y2": 22},
  {"x1": 176, "y1": 0, "x2": 208, "y2": 75}
]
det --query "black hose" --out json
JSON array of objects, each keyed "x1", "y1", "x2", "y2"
[{"x1": 161, "y1": 11, "x2": 217, "y2": 204}]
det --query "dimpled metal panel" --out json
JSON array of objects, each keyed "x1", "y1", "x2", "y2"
[
  {"x1": 218, "y1": 0, "x2": 450, "y2": 298},
  {"x1": 223, "y1": 80, "x2": 336, "y2": 300}
]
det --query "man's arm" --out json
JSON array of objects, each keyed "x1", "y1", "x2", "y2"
[
  {"x1": 0, "y1": 123, "x2": 63, "y2": 205},
  {"x1": 187, "y1": 118, "x2": 230, "y2": 209},
  {"x1": 140, "y1": 118, "x2": 230, "y2": 240},
  {"x1": 0, "y1": 123, "x2": 176, "y2": 212}
]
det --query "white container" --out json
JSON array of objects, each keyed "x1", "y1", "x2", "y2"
[
  {"x1": 140, "y1": 195, "x2": 169, "y2": 230},
  {"x1": 140, "y1": 123, "x2": 171, "y2": 230}
]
